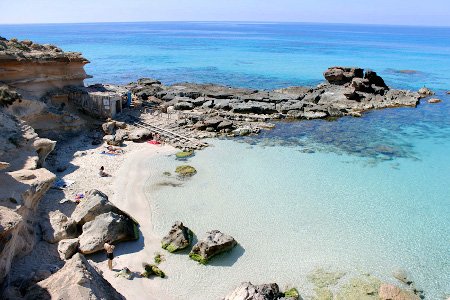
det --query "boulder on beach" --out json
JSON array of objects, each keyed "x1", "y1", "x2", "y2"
[
  {"x1": 41, "y1": 210, "x2": 77, "y2": 244},
  {"x1": 71, "y1": 189, "x2": 124, "y2": 226},
  {"x1": 189, "y1": 230, "x2": 237, "y2": 264},
  {"x1": 161, "y1": 221, "x2": 193, "y2": 253},
  {"x1": 24, "y1": 253, "x2": 125, "y2": 300},
  {"x1": 223, "y1": 282, "x2": 299, "y2": 300},
  {"x1": 128, "y1": 128, "x2": 152, "y2": 142},
  {"x1": 33, "y1": 138, "x2": 56, "y2": 168},
  {"x1": 57, "y1": 238, "x2": 79, "y2": 260},
  {"x1": 78, "y1": 212, "x2": 138, "y2": 254},
  {"x1": 141, "y1": 263, "x2": 165, "y2": 278}
]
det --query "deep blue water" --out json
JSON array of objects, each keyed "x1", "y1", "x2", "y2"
[{"x1": 1, "y1": 22, "x2": 450, "y2": 91}]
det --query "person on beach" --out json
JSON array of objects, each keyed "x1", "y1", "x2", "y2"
[
  {"x1": 104, "y1": 241, "x2": 115, "y2": 270},
  {"x1": 99, "y1": 166, "x2": 110, "y2": 177}
]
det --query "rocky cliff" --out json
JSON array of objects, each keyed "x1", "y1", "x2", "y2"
[
  {"x1": 0, "y1": 37, "x2": 90, "y2": 99},
  {"x1": 0, "y1": 37, "x2": 89, "y2": 137}
]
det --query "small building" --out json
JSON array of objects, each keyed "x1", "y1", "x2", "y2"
[{"x1": 66, "y1": 84, "x2": 129, "y2": 118}]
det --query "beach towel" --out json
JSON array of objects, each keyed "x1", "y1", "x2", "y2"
[
  {"x1": 147, "y1": 140, "x2": 160, "y2": 145},
  {"x1": 100, "y1": 151, "x2": 119, "y2": 156},
  {"x1": 53, "y1": 179, "x2": 75, "y2": 190}
]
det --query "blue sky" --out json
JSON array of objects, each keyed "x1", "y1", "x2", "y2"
[{"x1": 0, "y1": 0, "x2": 449, "y2": 26}]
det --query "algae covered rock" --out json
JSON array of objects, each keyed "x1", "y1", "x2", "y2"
[
  {"x1": 189, "y1": 230, "x2": 237, "y2": 264},
  {"x1": 335, "y1": 275, "x2": 382, "y2": 300},
  {"x1": 141, "y1": 263, "x2": 165, "y2": 278},
  {"x1": 175, "y1": 150, "x2": 194, "y2": 159},
  {"x1": 161, "y1": 221, "x2": 193, "y2": 253},
  {"x1": 175, "y1": 165, "x2": 197, "y2": 177}
]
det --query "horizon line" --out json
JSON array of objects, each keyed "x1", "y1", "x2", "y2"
[{"x1": 0, "y1": 20, "x2": 449, "y2": 29}]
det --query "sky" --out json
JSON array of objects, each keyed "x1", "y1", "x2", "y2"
[{"x1": 0, "y1": 0, "x2": 449, "y2": 26}]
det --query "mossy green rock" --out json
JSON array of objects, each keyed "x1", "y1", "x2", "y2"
[
  {"x1": 308, "y1": 268, "x2": 346, "y2": 288},
  {"x1": 335, "y1": 276, "x2": 382, "y2": 300},
  {"x1": 141, "y1": 263, "x2": 165, "y2": 278},
  {"x1": 188, "y1": 253, "x2": 208, "y2": 265},
  {"x1": 161, "y1": 221, "x2": 193, "y2": 253},
  {"x1": 175, "y1": 165, "x2": 197, "y2": 177},
  {"x1": 175, "y1": 151, "x2": 194, "y2": 159},
  {"x1": 284, "y1": 287, "x2": 300, "y2": 299}
]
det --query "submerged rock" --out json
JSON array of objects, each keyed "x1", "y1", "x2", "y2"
[
  {"x1": 175, "y1": 165, "x2": 197, "y2": 177},
  {"x1": 161, "y1": 221, "x2": 193, "y2": 253},
  {"x1": 175, "y1": 150, "x2": 194, "y2": 159},
  {"x1": 78, "y1": 212, "x2": 137, "y2": 254},
  {"x1": 189, "y1": 230, "x2": 237, "y2": 264},
  {"x1": 379, "y1": 283, "x2": 420, "y2": 300}
]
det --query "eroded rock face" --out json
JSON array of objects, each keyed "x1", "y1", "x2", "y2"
[
  {"x1": 161, "y1": 221, "x2": 192, "y2": 253},
  {"x1": 24, "y1": 253, "x2": 125, "y2": 300},
  {"x1": 78, "y1": 212, "x2": 137, "y2": 254},
  {"x1": 41, "y1": 210, "x2": 77, "y2": 244},
  {"x1": 71, "y1": 189, "x2": 123, "y2": 225},
  {"x1": 189, "y1": 230, "x2": 237, "y2": 264},
  {"x1": 324, "y1": 67, "x2": 364, "y2": 85},
  {"x1": 33, "y1": 138, "x2": 56, "y2": 168},
  {"x1": 0, "y1": 37, "x2": 90, "y2": 99},
  {"x1": 57, "y1": 238, "x2": 79, "y2": 260}
]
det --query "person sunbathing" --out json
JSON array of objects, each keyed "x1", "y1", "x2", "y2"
[{"x1": 99, "y1": 166, "x2": 111, "y2": 177}]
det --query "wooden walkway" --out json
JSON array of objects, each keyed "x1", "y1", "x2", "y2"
[{"x1": 128, "y1": 116, "x2": 208, "y2": 150}]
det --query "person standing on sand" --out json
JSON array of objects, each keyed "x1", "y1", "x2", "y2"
[{"x1": 104, "y1": 241, "x2": 115, "y2": 270}]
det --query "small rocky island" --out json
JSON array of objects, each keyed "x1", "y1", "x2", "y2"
[{"x1": 0, "y1": 37, "x2": 434, "y2": 300}]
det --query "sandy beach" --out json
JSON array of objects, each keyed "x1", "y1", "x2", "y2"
[{"x1": 93, "y1": 142, "x2": 177, "y2": 300}]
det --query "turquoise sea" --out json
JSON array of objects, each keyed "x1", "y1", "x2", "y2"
[{"x1": 1, "y1": 22, "x2": 449, "y2": 299}]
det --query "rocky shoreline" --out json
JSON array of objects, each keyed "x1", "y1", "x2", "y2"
[{"x1": 0, "y1": 36, "x2": 444, "y2": 300}]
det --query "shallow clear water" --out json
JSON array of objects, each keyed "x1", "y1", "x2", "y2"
[{"x1": 1, "y1": 22, "x2": 449, "y2": 298}]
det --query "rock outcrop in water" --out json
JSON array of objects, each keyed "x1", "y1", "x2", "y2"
[
  {"x1": 122, "y1": 67, "x2": 420, "y2": 148},
  {"x1": 189, "y1": 230, "x2": 237, "y2": 264},
  {"x1": 161, "y1": 221, "x2": 193, "y2": 253}
]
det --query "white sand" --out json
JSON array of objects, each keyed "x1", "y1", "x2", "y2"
[{"x1": 90, "y1": 143, "x2": 177, "y2": 300}]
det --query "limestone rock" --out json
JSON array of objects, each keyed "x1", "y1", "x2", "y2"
[
  {"x1": 324, "y1": 67, "x2": 364, "y2": 85},
  {"x1": 41, "y1": 210, "x2": 77, "y2": 244},
  {"x1": 33, "y1": 138, "x2": 56, "y2": 168},
  {"x1": 161, "y1": 221, "x2": 192, "y2": 253},
  {"x1": 175, "y1": 165, "x2": 197, "y2": 177},
  {"x1": 189, "y1": 230, "x2": 237, "y2": 264},
  {"x1": 71, "y1": 189, "x2": 123, "y2": 226},
  {"x1": 224, "y1": 282, "x2": 299, "y2": 300},
  {"x1": 379, "y1": 283, "x2": 420, "y2": 300},
  {"x1": 418, "y1": 87, "x2": 434, "y2": 97},
  {"x1": 58, "y1": 238, "x2": 79, "y2": 260},
  {"x1": 364, "y1": 70, "x2": 388, "y2": 89},
  {"x1": 24, "y1": 253, "x2": 125, "y2": 299},
  {"x1": 78, "y1": 212, "x2": 137, "y2": 254},
  {"x1": 174, "y1": 101, "x2": 194, "y2": 110},
  {"x1": 0, "y1": 161, "x2": 10, "y2": 170},
  {"x1": 128, "y1": 128, "x2": 152, "y2": 142},
  {"x1": 428, "y1": 98, "x2": 441, "y2": 103},
  {"x1": 102, "y1": 121, "x2": 116, "y2": 135}
]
